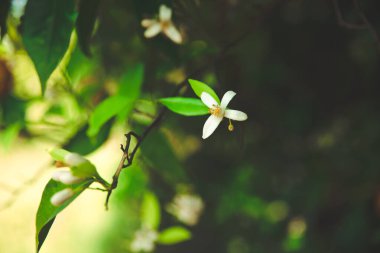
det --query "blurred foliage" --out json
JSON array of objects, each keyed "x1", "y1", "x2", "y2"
[{"x1": 1, "y1": 0, "x2": 380, "y2": 252}]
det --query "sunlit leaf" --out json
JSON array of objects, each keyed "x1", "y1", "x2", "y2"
[
  {"x1": 22, "y1": 0, "x2": 76, "y2": 93},
  {"x1": 188, "y1": 79, "x2": 220, "y2": 104},
  {"x1": 157, "y1": 226, "x2": 192, "y2": 245},
  {"x1": 87, "y1": 64, "x2": 144, "y2": 137},
  {"x1": 76, "y1": 0, "x2": 101, "y2": 56},
  {"x1": 160, "y1": 97, "x2": 209, "y2": 116},
  {"x1": 0, "y1": 122, "x2": 21, "y2": 150},
  {"x1": 0, "y1": 0, "x2": 11, "y2": 39},
  {"x1": 35, "y1": 179, "x2": 93, "y2": 252},
  {"x1": 141, "y1": 191, "x2": 161, "y2": 229}
]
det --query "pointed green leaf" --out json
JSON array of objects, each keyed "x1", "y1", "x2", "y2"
[
  {"x1": 160, "y1": 97, "x2": 209, "y2": 116},
  {"x1": 22, "y1": 0, "x2": 76, "y2": 93},
  {"x1": 76, "y1": 0, "x2": 101, "y2": 56},
  {"x1": 141, "y1": 191, "x2": 161, "y2": 230},
  {"x1": 157, "y1": 226, "x2": 192, "y2": 245},
  {"x1": 188, "y1": 79, "x2": 220, "y2": 104},
  {"x1": 36, "y1": 179, "x2": 93, "y2": 252},
  {"x1": 87, "y1": 96, "x2": 133, "y2": 137},
  {"x1": 87, "y1": 64, "x2": 144, "y2": 137}
]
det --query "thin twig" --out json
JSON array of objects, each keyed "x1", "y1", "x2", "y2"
[
  {"x1": 352, "y1": 0, "x2": 380, "y2": 48},
  {"x1": 333, "y1": 0, "x2": 380, "y2": 50},
  {"x1": 332, "y1": 0, "x2": 366, "y2": 29},
  {"x1": 104, "y1": 1, "x2": 282, "y2": 209}
]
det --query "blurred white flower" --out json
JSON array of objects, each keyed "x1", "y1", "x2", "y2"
[
  {"x1": 141, "y1": 5, "x2": 183, "y2": 44},
  {"x1": 52, "y1": 169, "x2": 84, "y2": 185},
  {"x1": 200, "y1": 91, "x2": 248, "y2": 139},
  {"x1": 50, "y1": 188, "x2": 74, "y2": 206},
  {"x1": 130, "y1": 226, "x2": 158, "y2": 252},
  {"x1": 167, "y1": 193, "x2": 204, "y2": 226}
]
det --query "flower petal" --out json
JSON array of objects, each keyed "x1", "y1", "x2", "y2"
[
  {"x1": 159, "y1": 5, "x2": 172, "y2": 21},
  {"x1": 201, "y1": 92, "x2": 219, "y2": 108},
  {"x1": 224, "y1": 109, "x2": 248, "y2": 121},
  {"x1": 50, "y1": 188, "x2": 74, "y2": 206},
  {"x1": 144, "y1": 22, "x2": 161, "y2": 38},
  {"x1": 220, "y1": 91, "x2": 236, "y2": 110},
  {"x1": 141, "y1": 19, "x2": 156, "y2": 28},
  {"x1": 163, "y1": 24, "x2": 182, "y2": 44},
  {"x1": 202, "y1": 115, "x2": 223, "y2": 139}
]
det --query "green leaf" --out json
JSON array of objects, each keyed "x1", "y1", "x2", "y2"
[
  {"x1": 157, "y1": 226, "x2": 192, "y2": 245},
  {"x1": 76, "y1": 0, "x2": 101, "y2": 56},
  {"x1": 22, "y1": 0, "x2": 76, "y2": 93},
  {"x1": 0, "y1": 122, "x2": 21, "y2": 150},
  {"x1": 36, "y1": 179, "x2": 93, "y2": 252},
  {"x1": 118, "y1": 63, "x2": 144, "y2": 99},
  {"x1": 0, "y1": 0, "x2": 11, "y2": 39},
  {"x1": 160, "y1": 97, "x2": 209, "y2": 116},
  {"x1": 140, "y1": 131, "x2": 187, "y2": 184},
  {"x1": 141, "y1": 191, "x2": 161, "y2": 229},
  {"x1": 87, "y1": 64, "x2": 144, "y2": 137},
  {"x1": 188, "y1": 79, "x2": 220, "y2": 104},
  {"x1": 87, "y1": 96, "x2": 133, "y2": 137},
  {"x1": 63, "y1": 121, "x2": 112, "y2": 155}
]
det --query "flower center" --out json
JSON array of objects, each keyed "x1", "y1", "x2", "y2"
[
  {"x1": 209, "y1": 105, "x2": 223, "y2": 117},
  {"x1": 160, "y1": 20, "x2": 171, "y2": 30}
]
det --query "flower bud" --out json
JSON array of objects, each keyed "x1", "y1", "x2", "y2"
[
  {"x1": 52, "y1": 170, "x2": 84, "y2": 185},
  {"x1": 64, "y1": 153, "x2": 87, "y2": 166},
  {"x1": 50, "y1": 188, "x2": 74, "y2": 206}
]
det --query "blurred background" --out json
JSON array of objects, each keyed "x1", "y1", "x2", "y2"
[{"x1": 1, "y1": 0, "x2": 380, "y2": 252}]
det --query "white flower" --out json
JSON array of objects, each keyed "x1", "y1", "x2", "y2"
[
  {"x1": 141, "y1": 5, "x2": 183, "y2": 44},
  {"x1": 167, "y1": 193, "x2": 204, "y2": 226},
  {"x1": 130, "y1": 226, "x2": 158, "y2": 252},
  {"x1": 52, "y1": 169, "x2": 84, "y2": 185},
  {"x1": 50, "y1": 188, "x2": 74, "y2": 206},
  {"x1": 200, "y1": 91, "x2": 248, "y2": 139}
]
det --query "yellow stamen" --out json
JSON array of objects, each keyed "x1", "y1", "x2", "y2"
[{"x1": 209, "y1": 105, "x2": 222, "y2": 117}]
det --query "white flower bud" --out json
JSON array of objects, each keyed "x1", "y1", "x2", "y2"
[
  {"x1": 52, "y1": 170, "x2": 84, "y2": 185},
  {"x1": 64, "y1": 153, "x2": 87, "y2": 166},
  {"x1": 50, "y1": 188, "x2": 74, "y2": 206}
]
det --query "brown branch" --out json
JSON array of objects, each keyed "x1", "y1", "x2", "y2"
[{"x1": 103, "y1": 0, "x2": 284, "y2": 209}]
